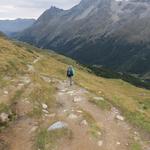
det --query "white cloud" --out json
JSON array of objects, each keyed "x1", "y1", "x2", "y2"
[
  {"x1": 0, "y1": 5, "x2": 15, "y2": 13},
  {"x1": 0, "y1": 0, "x2": 81, "y2": 19}
]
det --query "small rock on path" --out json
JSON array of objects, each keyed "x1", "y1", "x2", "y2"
[{"x1": 48, "y1": 121, "x2": 68, "y2": 131}]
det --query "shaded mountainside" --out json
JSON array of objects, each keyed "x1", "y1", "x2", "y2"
[
  {"x1": 0, "y1": 19, "x2": 35, "y2": 36},
  {"x1": 17, "y1": 0, "x2": 150, "y2": 78},
  {"x1": 0, "y1": 33, "x2": 150, "y2": 150}
]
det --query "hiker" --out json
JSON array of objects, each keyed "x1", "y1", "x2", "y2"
[{"x1": 67, "y1": 66, "x2": 75, "y2": 86}]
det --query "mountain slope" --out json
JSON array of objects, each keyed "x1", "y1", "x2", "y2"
[
  {"x1": 0, "y1": 19, "x2": 35, "y2": 36},
  {"x1": 17, "y1": 0, "x2": 150, "y2": 78},
  {"x1": 0, "y1": 31, "x2": 150, "y2": 150}
]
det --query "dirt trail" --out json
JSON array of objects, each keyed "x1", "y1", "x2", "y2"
[
  {"x1": 0, "y1": 84, "x2": 38, "y2": 150},
  {"x1": 1, "y1": 117, "x2": 37, "y2": 150},
  {"x1": 56, "y1": 80, "x2": 150, "y2": 150},
  {"x1": 0, "y1": 57, "x2": 41, "y2": 150}
]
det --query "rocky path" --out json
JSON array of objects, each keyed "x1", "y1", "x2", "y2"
[{"x1": 55, "y1": 80, "x2": 150, "y2": 150}]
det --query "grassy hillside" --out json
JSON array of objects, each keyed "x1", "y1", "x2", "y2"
[
  {"x1": 0, "y1": 35, "x2": 150, "y2": 131},
  {"x1": 0, "y1": 35, "x2": 150, "y2": 149}
]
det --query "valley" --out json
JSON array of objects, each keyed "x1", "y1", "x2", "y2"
[{"x1": 16, "y1": 0, "x2": 150, "y2": 78}]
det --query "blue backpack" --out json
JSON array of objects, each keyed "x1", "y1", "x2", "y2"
[{"x1": 67, "y1": 67, "x2": 74, "y2": 77}]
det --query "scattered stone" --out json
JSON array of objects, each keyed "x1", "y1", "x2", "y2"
[
  {"x1": 71, "y1": 109, "x2": 75, "y2": 112},
  {"x1": 4, "y1": 91, "x2": 8, "y2": 95},
  {"x1": 22, "y1": 98, "x2": 30, "y2": 104},
  {"x1": 42, "y1": 109, "x2": 49, "y2": 114},
  {"x1": 111, "y1": 107, "x2": 119, "y2": 114},
  {"x1": 48, "y1": 121, "x2": 68, "y2": 131},
  {"x1": 80, "y1": 120, "x2": 88, "y2": 126},
  {"x1": 68, "y1": 113, "x2": 78, "y2": 119},
  {"x1": 27, "y1": 65, "x2": 34, "y2": 72},
  {"x1": 41, "y1": 76, "x2": 51, "y2": 83},
  {"x1": 67, "y1": 91, "x2": 74, "y2": 95},
  {"x1": 42, "y1": 103, "x2": 48, "y2": 109},
  {"x1": 73, "y1": 97, "x2": 82, "y2": 103},
  {"x1": 97, "y1": 131, "x2": 102, "y2": 136},
  {"x1": 60, "y1": 89, "x2": 67, "y2": 92},
  {"x1": 30, "y1": 126, "x2": 38, "y2": 133},
  {"x1": 63, "y1": 109, "x2": 68, "y2": 113},
  {"x1": 20, "y1": 77, "x2": 31, "y2": 84},
  {"x1": 76, "y1": 110, "x2": 83, "y2": 113},
  {"x1": 134, "y1": 131, "x2": 137, "y2": 134},
  {"x1": 116, "y1": 142, "x2": 121, "y2": 145},
  {"x1": 97, "y1": 140, "x2": 103, "y2": 147},
  {"x1": 18, "y1": 83, "x2": 24, "y2": 87},
  {"x1": 98, "y1": 91, "x2": 102, "y2": 94},
  {"x1": 116, "y1": 115, "x2": 124, "y2": 121},
  {"x1": 45, "y1": 113, "x2": 56, "y2": 118},
  {"x1": 33, "y1": 58, "x2": 40, "y2": 64},
  {"x1": 0, "y1": 113, "x2": 9, "y2": 123},
  {"x1": 134, "y1": 131, "x2": 139, "y2": 135},
  {"x1": 94, "y1": 97, "x2": 104, "y2": 101}
]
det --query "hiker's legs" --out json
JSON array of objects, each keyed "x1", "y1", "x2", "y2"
[{"x1": 69, "y1": 77, "x2": 72, "y2": 86}]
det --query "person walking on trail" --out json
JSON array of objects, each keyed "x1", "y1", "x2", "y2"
[{"x1": 67, "y1": 66, "x2": 75, "y2": 86}]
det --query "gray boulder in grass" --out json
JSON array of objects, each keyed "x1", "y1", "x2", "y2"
[{"x1": 48, "y1": 121, "x2": 68, "y2": 131}]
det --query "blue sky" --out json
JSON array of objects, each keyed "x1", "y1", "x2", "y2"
[{"x1": 0, "y1": 0, "x2": 81, "y2": 20}]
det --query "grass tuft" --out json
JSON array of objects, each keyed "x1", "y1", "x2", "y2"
[
  {"x1": 36, "y1": 127, "x2": 72, "y2": 150},
  {"x1": 81, "y1": 110, "x2": 101, "y2": 138}
]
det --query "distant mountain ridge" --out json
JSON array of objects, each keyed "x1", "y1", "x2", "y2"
[
  {"x1": 17, "y1": 0, "x2": 150, "y2": 78},
  {"x1": 0, "y1": 19, "x2": 35, "y2": 35}
]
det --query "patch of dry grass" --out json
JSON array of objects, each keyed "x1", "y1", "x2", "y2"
[{"x1": 36, "y1": 127, "x2": 72, "y2": 150}]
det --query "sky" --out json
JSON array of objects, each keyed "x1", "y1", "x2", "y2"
[{"x1": 0, "y1": 0, "x2": 81, "y2": 20}]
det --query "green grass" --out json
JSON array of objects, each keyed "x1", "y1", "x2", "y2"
[
  {"x1": 125, "y1": 111, "x2": 150, "y2": 132},
  {"x1": 36, "y1": 127, "x2": 72, "y2": 150},
  {"x1": 29, "y1": 105, "x2": 43, "y2": 119},
  {"x1": 11, "y1": 85, "x2": 28, "y2": 104},
  {"x1": 131, "y1": 142, "x2": 141, "y2": 150},
  {"x1": 0, "y1": 76, "x2": 11, "y2": 88},
  {"x1": 25, "y1": 72, "x2": 57, "y2": 119},
  {"x1": 29, "y1": 73, "x2": 56, "y2": 118},
  {"x1": 88, "y1": 95, "x2": 111, "y2": 110},
  {"x1": 0, "y1": 103, "x2": 9, "y2": 114}
]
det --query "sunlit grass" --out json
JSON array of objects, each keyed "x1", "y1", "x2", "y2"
[
  {"x1": 36, "y1": 127, "x2": 72, "y2": 150},
  {"x1": 130, "y1": 142, "x2": 141, "y2": 150}
]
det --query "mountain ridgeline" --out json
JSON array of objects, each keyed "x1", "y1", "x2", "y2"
[
  {"x1": 0, "y1": 19, "x2": 35, "y2": 36},
  {"x1": 17, "y1": 0, "x2": 150, "y2": 79}
]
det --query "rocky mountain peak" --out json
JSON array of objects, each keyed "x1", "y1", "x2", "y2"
[
  {"x1": 17, "y1": 0, "x2": 150, "y2": 76},
  {"x1": 49, "y1": 6, "x2": 64, "y2": 12},
  {"x1": 36, "y1": 6, "x2": 64, "y2": 23}
]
